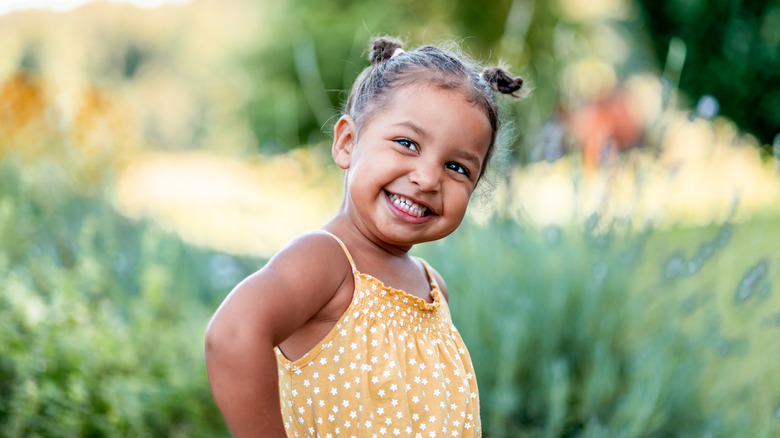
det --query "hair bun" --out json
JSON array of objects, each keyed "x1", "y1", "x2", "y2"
[
  {"x1": 369, "y1": 37, "x2": 404, "y2": 63},
  {"x1": 482, "y1": 67, "x2": 526, "y2": 98}
]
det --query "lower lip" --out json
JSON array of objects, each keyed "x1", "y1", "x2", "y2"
[{"x1": 384, "y1": 191, "x2": 432, "y2": 224}]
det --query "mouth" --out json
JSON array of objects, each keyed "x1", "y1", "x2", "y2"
[{"x1": 386, "y1": 191, "x2": 433, "y2": 219}]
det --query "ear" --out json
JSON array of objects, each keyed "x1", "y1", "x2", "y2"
[{"x1": 332, "y1": 115, "x2": 357, "y2": 170}]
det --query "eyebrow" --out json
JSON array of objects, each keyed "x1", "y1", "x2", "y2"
[{"x1": 392, "y1": 121, "x2": 429, "y2": 139}]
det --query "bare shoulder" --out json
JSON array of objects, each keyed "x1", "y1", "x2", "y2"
[
  {"x1": 242, "y1": 231, "x2": 352, "y2": 315},
  {"x1": 209, "y1": 230, "x2": 352, "y2": 346},
  {"x1": 424, "y1": 261, "x2": 450, "y2": 302},
  {"x1": 264, "y1": 231, "x2": 352, "y2": 290}
]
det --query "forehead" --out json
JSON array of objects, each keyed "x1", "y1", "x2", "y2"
[
  {"x1": 383, "y1": 82, "x2": 486, "y2": 119},
  {"x1": 365, "y1": 82, "x2": 493, "y2": 157},
  {"x1": 360, "y1": 78, "x2": 489, "y2": 123}
]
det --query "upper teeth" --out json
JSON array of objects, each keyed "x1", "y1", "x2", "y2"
[{"x1": 389, "y1": 193, "x2": 428, "y2": 217}]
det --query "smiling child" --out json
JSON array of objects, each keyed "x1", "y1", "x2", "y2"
[{"x1": 205, "y1": 36, "x2": 526, "y2": 437}]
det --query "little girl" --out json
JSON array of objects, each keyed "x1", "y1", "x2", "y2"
[{"x1": 205, "y1": 36, "x2": 525, "y2": 437}]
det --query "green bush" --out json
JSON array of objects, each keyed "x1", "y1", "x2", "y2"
[
  {"x1": 419, "y1": 214, "x2": 780, "y2": 437},
  {"x1": 0, "y1": 156, "x2": 259, "y2": 437}
]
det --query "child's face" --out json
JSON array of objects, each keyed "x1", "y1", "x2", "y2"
[{"x1": 333, "y1": 82, "x2": 492, "y2": 248}]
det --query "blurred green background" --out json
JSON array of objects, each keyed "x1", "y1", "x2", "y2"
[{"x1": 1, "y1": 0, "x2": 779, "y2": 436}]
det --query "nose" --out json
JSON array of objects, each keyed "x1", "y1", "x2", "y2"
[{"x1": 409, "y1": 160, "x2": 441, "y2": 192}]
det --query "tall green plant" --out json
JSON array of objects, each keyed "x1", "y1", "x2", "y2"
[
  {"x1": 636, "y1": 0, "x2": 779, "y2": 149},
  {"x1": 418, "y1": 214, "x2": 780, "y2": 437}
]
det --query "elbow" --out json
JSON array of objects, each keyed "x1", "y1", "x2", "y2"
[
  {"x1": 204, "y1": 321, "x2": 221, "y2": 359},
  {"x1": 205, "y1": 316, "x2": 253, "y2": 389},
  {"x1": 204, "y1": 314, "x2": 239, "y2": 368},
  {"x1": 204, "y1": 313, "x2": 272, "y2": 367}
]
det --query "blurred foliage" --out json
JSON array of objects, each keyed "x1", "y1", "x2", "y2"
[
  {"x1": 636, "y1": 0, "x2": 779, "y2": 150},
  {"x1": 419, "y1": 215, "x2": 780, "y2": 437},
  {"x1": 0, "y1": 143, "x2": 259, "y2": 435},
  {"x1": 243, "y1": 0, "x2": 542, "y2": 153},
  {"x1": 242, "y1": 0, "x2": 662, "y2": 166},
  {"x1": 244, "y1": 0, "x2": 778, "y2": 164}
]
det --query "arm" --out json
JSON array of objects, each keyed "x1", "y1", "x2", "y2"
[{"x1": 204, "y1": 233, "x2": 349, "y2": 437}]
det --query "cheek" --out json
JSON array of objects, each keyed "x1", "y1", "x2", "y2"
[{"x1": 449, "y1": 186, "x2": 475, "y2": 216}]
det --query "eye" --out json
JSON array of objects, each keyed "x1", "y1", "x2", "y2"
[
  {"x1": 445, "y1": 162, "x2": 471, "y2": 178},
  {"x1": 395, "y1": 138, "x2": 418, "y2": 152}
]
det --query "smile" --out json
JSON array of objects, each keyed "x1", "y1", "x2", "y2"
[{"x1": 386, "y1": 192, "x2": 431, "y2": 218}]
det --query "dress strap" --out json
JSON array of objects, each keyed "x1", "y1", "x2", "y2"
[
  {"x1": 314, "y1": 230, "x2": 357, "y2": 273},
  {"x1": 416, "y1": 257, "x2": 441, "y2": 291}
]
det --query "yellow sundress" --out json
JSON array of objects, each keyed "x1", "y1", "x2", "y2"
[{"x1": 275, "y1": 231, "x2": 481, "y2": 437}]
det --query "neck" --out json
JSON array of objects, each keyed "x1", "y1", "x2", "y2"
[{"x1": 325, "y1": 210, "x2": 413, "y2": 257}]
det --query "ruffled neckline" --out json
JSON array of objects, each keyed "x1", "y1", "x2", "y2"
[{"x1": 355, "y1": 270, "x2": 442, "y2": 312}]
